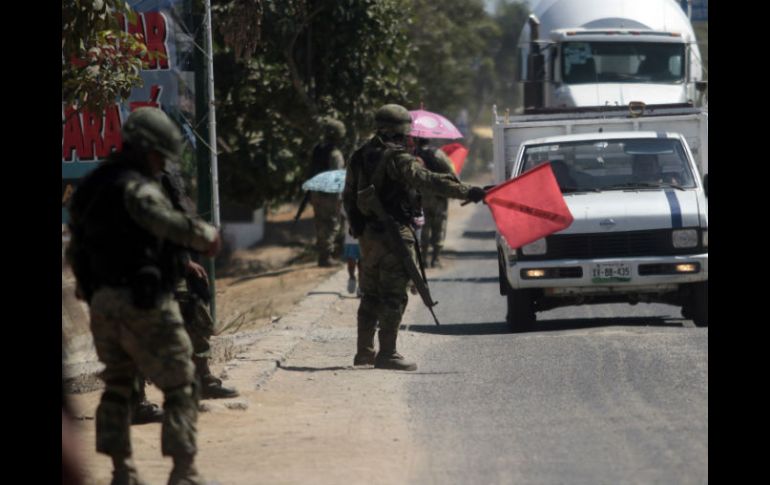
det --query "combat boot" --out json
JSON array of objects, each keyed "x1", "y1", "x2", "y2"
[
  {"x1": 111, "y1": 455, "x2": 149, "y2": 485},
  {"x1": 430, "y1": 247, "x2": 443, "y2": 268},
  {"x1": 132, "y1": 399, "x2": 164, "y2": 424},
  {"x1": 168, "y1": 455, "x2": 206, "y2": 485},
  {"x1": 131, "y1": 382, "x2": 163, "y2": 424},
  {"x1": 353, "y1": 352, "x2": 375, "y2": 366},
  {"x1": 374, "y1": 329, "x2": 417, "y2": 371},
  {"x1": 194, "y1": 356, "x2": 239, "y2": 399}
]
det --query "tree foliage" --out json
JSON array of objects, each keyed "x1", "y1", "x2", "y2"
[
  {"x1": 62, "y1": 0, "x2": 152, "y2": 115},
  {"x1": 211, "y1": 0, "x2": 531, "y2": 209},
  {"x1": 409, "y1": 0, "x2": 500, "y2": 117},
  {"x1": 213, "y1": 0, "x2": 417, "y2": 209}
]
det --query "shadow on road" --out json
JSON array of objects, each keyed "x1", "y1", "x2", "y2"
[
  {"x1": 428, "y1": 276, "x2": 498, "y2": 284},
  {"x1": 307, "y1": 291, "x2": 359, "y2": 299},
  {"x1": 530, "y1": 315, "x2": 688, "y2": 333},
  {"x1": 441, "y1": 250, "x2": 497, "y2": 260},
  {"x1": 461, "y1": 230, "x2": 496, "y2": 239},
  {"x1": 406, "y1": 322, "x2": 510, "y2": 335},
  {"x1": 277, "y1": 364, "x2": 352, "y2": 372},
  {"x1": 407, "y1": 316, "x2": 689, "y2": 335}
]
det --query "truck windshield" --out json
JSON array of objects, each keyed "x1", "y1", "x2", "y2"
[
  {"x1": 561, "y1": 42, "x2": 685, "y2": 84},
  {"x1": 521, "y1": 138, "x2": 697, "y2": 192}
]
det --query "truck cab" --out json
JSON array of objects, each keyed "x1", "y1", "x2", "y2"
[
  {"x1": 547, "y1": 29, "x2": 699, "y2": 108},
  {"x1": 518, "y1": 0, "x2": 706, "y2": 111},
  {"x1": 496, "y1": 130, "x2": 708, "y2": 331}
]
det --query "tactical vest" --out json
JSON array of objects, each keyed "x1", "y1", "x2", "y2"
[
  {"x1": 350, "y1": 137, "x2": 420, "y2": 226},
  {"x1": 69, "y1": 156, "x2": 184, "y2": 292}
]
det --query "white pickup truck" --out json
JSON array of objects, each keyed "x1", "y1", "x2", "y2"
[{"x1": 493, "y1": 105, "x2": 708, "y2": 331}]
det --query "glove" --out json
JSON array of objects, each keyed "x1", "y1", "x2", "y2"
[{"x1": 466, "y1": 186, "x2": 487, "y2": 203}]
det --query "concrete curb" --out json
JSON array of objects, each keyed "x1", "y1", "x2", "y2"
[
  {"x1": 63, "y1": 267, "x2": 351, "y2": 394},
  {"x1": 212, "y1": 268, "x2": 352, "y2": 391}
]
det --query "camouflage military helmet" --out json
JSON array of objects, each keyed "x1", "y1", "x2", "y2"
[
  {"x1": 321, "y1": 116, "x2": 346, "y2": 140},
  {"x1": 375, "y1": 104, "x2": 412, "y2": 135},
  {"x1": 121, "y1": 107, "x2": 183, "y2": 161}
]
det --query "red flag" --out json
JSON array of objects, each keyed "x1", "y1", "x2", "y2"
[
  {"x1": 485, "y1": 163, "x2": 574, "y2": 249},
  {"x1": 440, "y1": 142, "x2": 469, "y2": 175}
]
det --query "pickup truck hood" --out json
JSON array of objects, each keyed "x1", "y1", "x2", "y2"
[
  {"x1": 554, "y1": 83, "x2": 688, "y2": 107},
  {"x1": 560, "y1": 189, "x2": 701, "y2": 234}
]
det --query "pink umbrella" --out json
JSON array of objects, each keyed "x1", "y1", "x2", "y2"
[{"x1": 409, "y1": 109, "x2": 463, "y2": 139}]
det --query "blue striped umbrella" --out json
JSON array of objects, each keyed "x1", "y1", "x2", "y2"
[{"x1": 302, "y1": 169, "x2": 346, "y2": 193}]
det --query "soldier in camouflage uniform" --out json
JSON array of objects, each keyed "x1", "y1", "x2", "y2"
[
  {"x1": 343, "y1": 104, "x2": 486, "y2": 371},
  {"x1": 131, "y1": 167, "x2": 239, "y2": 424},
  {"x1": 66, "y1": 108, "x2": 218, "y2": 485},
  {"x1": 412, "y1": 137, "x2": 458, "y2": 268},
  {"x1": 308, "y1": 117, "x2": 346, "y2": 266}
]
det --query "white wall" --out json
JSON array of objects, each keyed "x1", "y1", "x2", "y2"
[{"x1": 221, "y1": 208, "x2": 266, "y2": 250}]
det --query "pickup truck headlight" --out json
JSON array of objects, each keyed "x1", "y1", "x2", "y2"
[
  {"x1": 672, "y1": 229, "x2": 698, "y2": 248},
  {"x1": 521, "y1": 238, "x2": 547, "y2": 255},
  {"x1": 702, "y1": 229, "x2": 708, "y2": 248}
]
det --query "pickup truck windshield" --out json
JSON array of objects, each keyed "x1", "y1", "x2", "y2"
[
  {"x1": 561, "y1": 41, "x2": 685, "y2": 84},
  {"x1": 521, "y1": 138, "x2": 697, "y2": 192}
]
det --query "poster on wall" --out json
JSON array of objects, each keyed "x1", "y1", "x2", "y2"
[{"x1": 61, "y1": 0, "x2": 198, "y2": 224}]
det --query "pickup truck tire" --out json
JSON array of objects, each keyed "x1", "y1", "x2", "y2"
[
  {"x1": 498, "y1": 248, "x2": 510, "y2": 296},
  {"x1": 506, "y1": 289, "x2": 535, "y2": 332},
  {"x1": 684, "y1": 281, "x2": 708, "y2": 327}
]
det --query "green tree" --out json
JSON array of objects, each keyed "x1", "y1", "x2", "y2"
[
  {"x1": 409, "y1": 0, "x2": 500, "y2": 117},
  {"x1": 213, "y1": 0, "x2": 417, "y2": 210},
  {"x1": 62, "y1": 0, "x2": 152, "y2": 115},
  {"x1": 210, "y1": 0, "x2": 532, "y2": 208}
]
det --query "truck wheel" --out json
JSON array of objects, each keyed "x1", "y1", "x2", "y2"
[
  {"x1": 507, "y1": 289, "x2": 535, "y2": 332},
  {"x1": 688, "y1": 281, "x2": 708, "y2": 327},
  {"x1": 498, "y1": 249, "x2": 510, "y2": 296}
]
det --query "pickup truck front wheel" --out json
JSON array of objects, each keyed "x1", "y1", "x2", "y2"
[
  {"x1": 507, "y1": 289, "x2": 535, "y2": 332},
  {"x1": 682, "y1": 281, "x2": 708, "y2": 327}
]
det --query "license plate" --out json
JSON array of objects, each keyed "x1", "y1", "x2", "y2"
[{"x1": 591, "y1": 263, "x2": 631, "y2": 283}]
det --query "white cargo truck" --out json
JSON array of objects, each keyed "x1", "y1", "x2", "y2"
[
  {"x1": 517, "y1": 0, "x2": 707, "y2": 111},
  {"x1": 493, "y1": 104, "x2": 708, "y2": 330}
]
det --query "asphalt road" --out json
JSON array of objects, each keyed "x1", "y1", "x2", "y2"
[{"x1": 401, "y1": 204, "x2": 708, "y2": 484}]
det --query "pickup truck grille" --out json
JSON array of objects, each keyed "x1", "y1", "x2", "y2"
[{"x1": 518, "y1": 229, "x2": 704, "y2": 261}]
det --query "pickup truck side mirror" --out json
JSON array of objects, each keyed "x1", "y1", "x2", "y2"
[
  {"x1": 703, "y1": 173, "x2": 708, "y2": 197},
  {"x1": 695, "y1": 81, "x2": 708, "y2": 92}
]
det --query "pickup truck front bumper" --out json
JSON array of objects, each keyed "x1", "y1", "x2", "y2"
[{"x1": 505, "y1": 253, "x2": 708, "y2": 295}]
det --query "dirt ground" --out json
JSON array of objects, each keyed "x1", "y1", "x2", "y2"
[
  {"x1": 69, "y1": 285, "x2": 429, "y2": 485},
  {"x1": 212, "y1": 204, "x2": 342, "y2": 337}
]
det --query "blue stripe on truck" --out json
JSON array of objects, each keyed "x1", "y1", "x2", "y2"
[{"x1": 664, "y1": 190, "x2": 683, "y2": 228}]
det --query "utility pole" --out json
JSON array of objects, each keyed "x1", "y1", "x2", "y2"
[{"x1": 193, "y1": 0, "x2": 220, "y2": 321}]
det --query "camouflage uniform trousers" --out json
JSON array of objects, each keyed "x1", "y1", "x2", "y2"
[
  {"x1": 420, "y1": 195, "x2": 449, "y2": 255},
  {"x1": 356, "y1": 224, "x2": 417, "y2": 358},
  {"x1": 175, "y1": 287, "x2": 214, "y2": 360},
  {"x1": 310, "y1": 192, "x2": 342, "y2": 258},
  {"x1": 89, "y1": 287, "x2": 198, "y2": 459}
]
